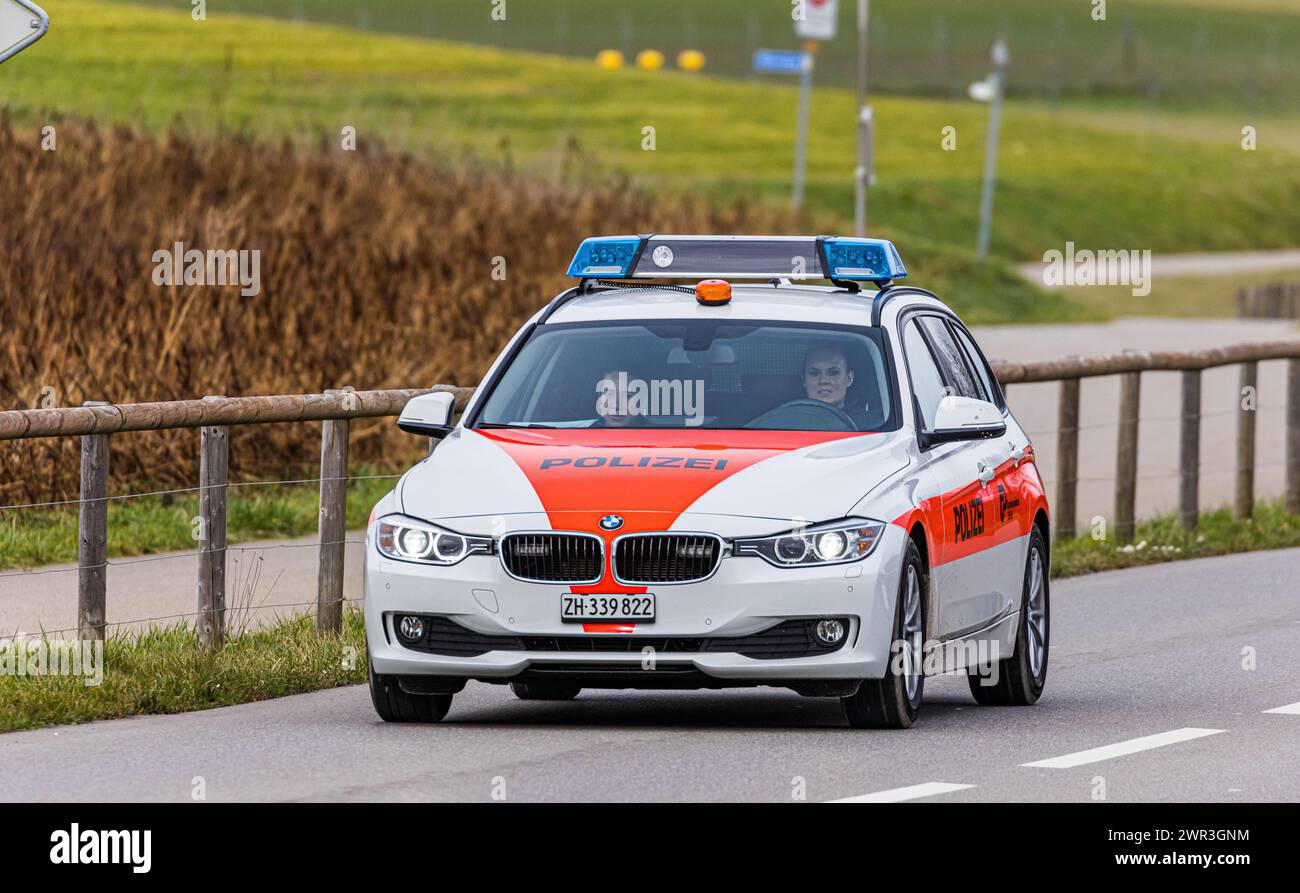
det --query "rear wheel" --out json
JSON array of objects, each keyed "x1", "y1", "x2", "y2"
[
  {"x1": 841, "y1": 539, "x2": 926, "y2": 729},
  {"x1": 967, "y1": 526, "x2": 1049, "y2": 706},
  {"x1": 510, "y1": 681, "x2": 582, "y2": 701},
  {"x1": 369, "y1": 663, "x2": 453, "y2": 723}
]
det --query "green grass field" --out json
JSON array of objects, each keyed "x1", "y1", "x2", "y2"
[
  {"x1": 5, "y1": 1, "x2": 1299, "y2": 269},
  {"x1": 108, "y1": 0, "x2": 1300, "y2": 111}
]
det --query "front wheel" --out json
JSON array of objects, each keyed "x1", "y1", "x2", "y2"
[
  {"x1": 967, "y1": 526, "x2": 1049, "y2": 706},
  {"x1": 841, "y1": 538, "x2": 926, "y2": 729},
  {"x1": 369, "y1": 663, "x2": 454, "y2": 723}
]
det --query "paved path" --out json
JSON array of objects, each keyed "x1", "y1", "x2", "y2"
[
  {"x1": 2, "y1": 550, "x2": 1297, "y2": 802},
  {"x1": 0, "y1": 535, "x2": 366, "y2": 639},
  {"x1": 1018, "y1": 249, "x2": 1300, "y2": 284}
]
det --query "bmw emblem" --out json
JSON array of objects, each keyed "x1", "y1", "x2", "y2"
[{"x1": 599, "y1": 514, "x2": 625, "y2": 531}]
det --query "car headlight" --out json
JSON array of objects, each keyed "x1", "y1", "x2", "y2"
[
  {"x1": 375, "y1": 515, "x2": 493, "y2": 566},
  {"x1": 734, "y1": 518, "x2": 885, "y2": 567}
]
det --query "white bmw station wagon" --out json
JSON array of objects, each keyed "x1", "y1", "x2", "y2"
[{"x1": 364, "y1": 235, "x2": 1050, "y2": 729}]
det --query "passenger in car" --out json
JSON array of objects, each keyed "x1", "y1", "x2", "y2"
[
  {"x1": 593, "y1": 369, "x2": 637, "y2": 428},
  {"x1": 803, "y1": 346, "x2": 873, "y2": 431}
]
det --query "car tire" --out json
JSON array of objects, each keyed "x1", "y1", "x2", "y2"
[
  {"x1": 967, "y1": 526, "x2": 1049, "y2": 706},
  {"x1": 369, "y1": 663, "x2": 453, "y2": 723},
  {"x1": 841, "y1": 538, "x2": 926, "y2": 729},
  {"x1": 509, "y1": 681, "x2": 582, "y2": 701}
]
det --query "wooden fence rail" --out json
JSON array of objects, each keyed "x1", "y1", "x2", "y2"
[
  {"x1": 1, "y1": 342, "x2": 1298, "y2": 643},
  {"x1": 993, "y1": 340, "x2": 1300, "y2": 542},
  {"x1": 1237, "y1": 282, "x2": 1300, "y2": 320},
  {"x1": 1, "y1": 386, "x2": 472, "y2": 643}
]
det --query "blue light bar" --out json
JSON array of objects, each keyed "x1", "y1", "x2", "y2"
[
  {"x1": 566, "y1": 236, "x2": 643, "y2": 278},
  {"x1": 564, "y1": 235, "x2": 908, "y2": 286},
  {"x1": 821, "y1": 238, "x2": 908, "y2": 284}
]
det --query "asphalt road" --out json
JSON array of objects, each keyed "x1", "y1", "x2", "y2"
[{"x1": 2, "y1": 549, "x2": 1298, "y2": 803}]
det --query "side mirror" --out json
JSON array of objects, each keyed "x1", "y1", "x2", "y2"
[
  {"x1": 397, "y1": 392, "x2": 456, "y2": 440},
  {"x1": 919, "y1": 395, "x2": 1006, "y2": 449}
]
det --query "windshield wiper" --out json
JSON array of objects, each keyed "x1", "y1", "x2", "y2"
[{"x1": 477, "y1": 422, "x2": 558, "y2": 429}]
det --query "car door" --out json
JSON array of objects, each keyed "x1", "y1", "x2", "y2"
[
  {"x1": 906, "y1": 315, "x2": 1014, "y2": 639},
  {"x1": 948, "y1": 318, "x2": 1036, "y2": 585}
]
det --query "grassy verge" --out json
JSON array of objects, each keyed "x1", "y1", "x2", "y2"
[
  {"x1": 0, "y1": 611, "x2": 365, "y2": 733},
  {"x1": 0, "y1": 472, "x2": 397, "y2": 571},
  {"x1": 1051, "y1": 269, "x2": 1300, "y2": 319},
  {"x1": 1053, "y1": 499, "x2": 1300, "y2": 578}
]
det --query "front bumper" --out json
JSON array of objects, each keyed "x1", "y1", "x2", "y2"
[{"x1": 364, "y1": 525, "x2": 907, "y2": 685}]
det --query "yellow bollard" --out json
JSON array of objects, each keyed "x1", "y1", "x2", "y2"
[
  {"x1": 677, "y1": 50, "x2": 706, "y2": 73},
  {"x1": 596, "y1": 49, "x2": 624, "y2": 70},
  {"x1": 636, "y1": 49, "x2": 665, "y2": 72}
]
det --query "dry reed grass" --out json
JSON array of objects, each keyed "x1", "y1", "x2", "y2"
[{"x1": 0, "y1": 118, "x2": 791, "y2": 502}]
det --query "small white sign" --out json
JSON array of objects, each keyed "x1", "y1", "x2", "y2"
[
  {"x1": 0, "y1": 0, "x2": 48, "y2": 63},
  {"x1": 795, "y1": 0, "x2": 838, "y2": 42},
  {"x1": 968, "y1": 79, "x2": 995, "y2": 103}
]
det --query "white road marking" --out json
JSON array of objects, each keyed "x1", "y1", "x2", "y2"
[
  {"x1": 830, "y1": 782, "x2": 975, "y2": 803},
  {"x1": 1263, "y1": 701, "x2": 1300, "y2": 715},
  {"x1": 1021, "y1": 727, "x2": 1226, "y2": 769}
]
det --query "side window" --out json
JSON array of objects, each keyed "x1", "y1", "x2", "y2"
[
  {"x1": 918, "y1": 316, "x2": 985, "y2": 401},
  {"x1": 949, "y1": 322, "x2": 1004, "y2": 410},
  {"x1": 903, "y1": 320, "x2": 948, "y2": 430}
]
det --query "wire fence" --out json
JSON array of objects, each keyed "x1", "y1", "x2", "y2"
[
  {"x1": 0, "y1": 597, "x2": 365, "y2": 643},
  {"x1": 0, "y1": 341, "x2": 1298, "y2": 646},
  {"x1": 0, "y1": 473, "x2": 402, "y2": 513}
]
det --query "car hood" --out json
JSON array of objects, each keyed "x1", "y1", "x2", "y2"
[{"x1": 399, "y1": 427, "x2": 912, "y2": 538}]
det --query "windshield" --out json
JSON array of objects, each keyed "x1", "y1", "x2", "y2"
[{"x1": 475, "y1": 320, "x2": 896, "y2": 432}]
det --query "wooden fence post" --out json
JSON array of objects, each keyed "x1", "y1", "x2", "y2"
[
  {"x1": 1289, "y1": 358, "x2": 1300, "y2": 515},
  {"x1": 317, "y1": 411, "x2": 350, "y2": 635},
  {"x1": 197, "y1": 423, "x2": 229, "y2": 649},
  {"x1": 1236, "y1": 362, "x2": 1258, "y2": 519},
  {"x1": 1055, "y1": 376, "x2": 1079, "y2": 541},
  {"x1": 1179, "y1": 370, "x2": 1201, "y2": 529},
  {"x1": 77, "y1": 401, "x2": 110, "y2": 642},
  {"x1": 1114, "y1": 371, "x2": 1141, "y2": 544}
]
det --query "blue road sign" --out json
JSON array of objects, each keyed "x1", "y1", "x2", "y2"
[{"x1": 753, "y1": 49, "x2": 810, "y2": 75}]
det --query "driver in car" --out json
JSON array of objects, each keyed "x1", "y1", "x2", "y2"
[{"x1": 802, "y1": 345, "x2": 872, "y2": 431}]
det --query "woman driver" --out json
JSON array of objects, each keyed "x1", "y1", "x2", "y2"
[{"x1": 802, "y1": 345, "x2": 872, "y2": 431}]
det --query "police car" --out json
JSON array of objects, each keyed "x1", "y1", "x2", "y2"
[{"x1": 365, "y1": 236, "x2": 1049, "y2": 729}]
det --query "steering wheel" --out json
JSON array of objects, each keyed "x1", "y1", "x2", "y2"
[{"x1": 747, "y1": 399, "x2": 858, "y2": 432}]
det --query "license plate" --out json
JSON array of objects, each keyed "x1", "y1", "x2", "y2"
[{"x1": 561, "y1": 593, "x2": 655, "y2": 623}]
